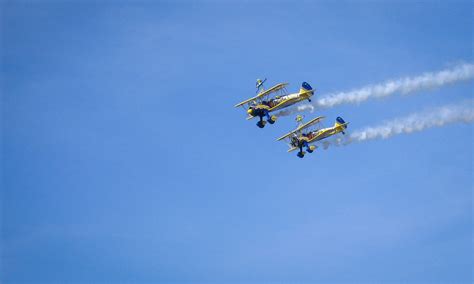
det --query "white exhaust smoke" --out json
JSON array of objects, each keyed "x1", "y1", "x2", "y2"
[
  {"x1": 322, "y1": 100, "x2": 474, "y2": 149},
  {"x1": 276, "y1": 63, "x2": 474, "y2": 117}
]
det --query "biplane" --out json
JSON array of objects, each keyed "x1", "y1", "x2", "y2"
[
  {"x1": 234, "y1": 80, "x2": 314, "y2": 128},
  {"x1": 277, "y1": 116, "x2": 349, "y2": 158}
]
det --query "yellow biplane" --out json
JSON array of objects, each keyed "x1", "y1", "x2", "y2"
[
  {"x1": 277, "y1": 116, "x2": 349, "y2": 158},
  {"x1": 234, "y1": 80, "x2": 314, "y2": 128}
]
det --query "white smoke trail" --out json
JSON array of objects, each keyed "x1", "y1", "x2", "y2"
[
  {"x1": 322, "y1": 100, "x2": 474, "y2": 149},
  {"x1": 276, "y1": 63, "x2": 474, "y2": 117}
]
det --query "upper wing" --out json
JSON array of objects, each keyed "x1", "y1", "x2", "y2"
[
  {"x1": 276, "y1": 116, "x2": 325, "y2": 141},
  {"x1": 276, "y1": 130, "x2": 298, "y2": 141},
  {"x1": 234, "y1": 83, "x2": 289, "y2": 107},
  {"x1": 299, "y1": 116, "x2": 326, "y2": 131}
]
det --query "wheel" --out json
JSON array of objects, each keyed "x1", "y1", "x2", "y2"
[
  {"x1": 297, "y1": 151, "x2": 305, "y2": 158},
  {"x1": 257, "y1": 120, "x2": 266, "y2": 128},
  {"x1": 267, "y1": 115, "x2": 277, "y2": 124},
  {"x1": 307, "y1": 145, "x2": 316, "y2": 153}
]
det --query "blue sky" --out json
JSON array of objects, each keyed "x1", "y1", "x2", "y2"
[{"x1": 2, "y1": 1, "x2": 473, "y2": 283}]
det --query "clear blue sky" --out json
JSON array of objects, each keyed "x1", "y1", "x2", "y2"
[{"x1": 2, "y1": 1, "x2": 473, "y2": 283}]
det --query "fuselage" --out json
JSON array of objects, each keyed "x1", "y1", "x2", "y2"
[
  {"x1": 308, "y1": 127, "x2": 341, "y2": 142},
  {"x1": 249, "y1": 92, "x2": 313, "y2": 118},
  {"x1": 270, "y1": 93, "x2": 303, "y2": 110},
  {"x1": 289, "y1": 128, "x2": 339, "y2": 151}
]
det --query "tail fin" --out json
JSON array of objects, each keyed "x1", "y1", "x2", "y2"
[
  {"x1": 334, "y1": 116, "x2": 348, "y2": 129},
  {"x1": 299, "y1": 82, "x2": 314, "y2": 95}
]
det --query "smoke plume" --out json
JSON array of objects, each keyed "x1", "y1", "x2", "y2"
[
  {"x1": 276, "y1": 63, "x2": 474, "y2": 117},
  {"x1": 322, "y1": 100, "x2": 474, "y2": 149}
]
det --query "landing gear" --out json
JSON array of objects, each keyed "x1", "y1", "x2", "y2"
[
  {"x1": 297, "y1": 151, "x2": 305, "y2": 158},
  {"x1": 308, "y1": 98, "x2": 312, "y2": 102},
  {"x1": 257, "y1": 120, "x2": 266, "y2": 128},
  {"x1": 267, "y1": 115, "x2": 277, "y2": 124},
  {"x1": 307, "y1": 145, "x2": 316, "y2": 153}
]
